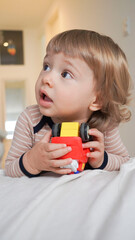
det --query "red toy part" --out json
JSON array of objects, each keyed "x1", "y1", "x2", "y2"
[{"x1": 51, "y1": 136, "x2": 90, "y2": 172}]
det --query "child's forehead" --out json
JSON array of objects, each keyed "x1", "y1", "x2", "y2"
[
  {"x1": 46, "y1": 39, "x2": 84, "y2": 58},
  {"x1": 44, "y1": 51, "x2": 80, "y2": 61}
]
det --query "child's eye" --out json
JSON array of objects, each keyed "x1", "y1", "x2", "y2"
[
  {"x1": 43, "y1": 64, "x2": 50, "y2": 71},
  {"x1": 62, "y1": 71, "x2": 72, "y2": 79}
]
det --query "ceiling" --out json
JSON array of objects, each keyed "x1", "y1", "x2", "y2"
[{"x1": 0, "y1": 0, "x2": 54, "y2": 29}]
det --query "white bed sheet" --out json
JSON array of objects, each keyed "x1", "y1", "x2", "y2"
[{"x1": 0, "y1": 158, "x2": 135, "y2": 240}]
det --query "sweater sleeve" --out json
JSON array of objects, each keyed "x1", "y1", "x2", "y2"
[
  {"x1": 5, "y1": 107, "x2": 34, "y2": 177},
  {"x1": 104, "y1": 126, "x2": 130, "y2": 171}
]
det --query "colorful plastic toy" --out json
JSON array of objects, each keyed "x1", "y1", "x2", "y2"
[{"x1": 51, "y1": 122, "x2": 92, "y2": 174}]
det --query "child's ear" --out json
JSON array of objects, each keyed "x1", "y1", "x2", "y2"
[{"x1": 89, "y1": 97, "x2": 102, "y2": 111}]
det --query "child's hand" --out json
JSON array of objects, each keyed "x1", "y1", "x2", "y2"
[
  {"x1": 82, "y1": 128, "x2": 104, "y2": 168},
  {"x1": 23, "y1": 130, "x2": 72, "y2": 175}
]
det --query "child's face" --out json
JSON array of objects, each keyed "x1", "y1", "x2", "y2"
[{"x1": 35, "y1": 52, "x2": 98, "y2": 123}]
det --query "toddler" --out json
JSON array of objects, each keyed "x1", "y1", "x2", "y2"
[{"x1": 5, "y1": 29, "x2": 132, "y2": 177}]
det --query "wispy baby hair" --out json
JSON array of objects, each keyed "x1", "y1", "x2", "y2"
[{"x1": 47, "y1": 29, "x2": 132, "y2": 131}]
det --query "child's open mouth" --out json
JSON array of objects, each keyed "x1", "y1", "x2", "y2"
[
  {"x1": 40, "y1": 91, "x2": 53, "y2": 107},
  {"x1": 42, "y1": 93, "x2": 52, "y2": 102}
]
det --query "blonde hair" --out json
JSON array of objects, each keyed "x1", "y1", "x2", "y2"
[{"x1": 46, "y1": 29, "x2": 132, "y2": 132}]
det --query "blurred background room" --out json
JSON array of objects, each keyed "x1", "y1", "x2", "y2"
[{"x1": 0, "y1": 0, "x2": 135, "y2": 168}]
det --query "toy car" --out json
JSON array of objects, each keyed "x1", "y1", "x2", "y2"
[{"x1": 51, "y1": 122, "x2": 92, "y2": 174}]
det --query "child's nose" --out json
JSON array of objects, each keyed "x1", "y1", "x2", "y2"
[{"x1": 42, "y1": 73, "x2": 53, "y2": 88}]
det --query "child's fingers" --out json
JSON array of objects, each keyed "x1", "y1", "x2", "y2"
[
  {"x1": 83, "y1": 141, "x2": 100, "y2": 149},
  {"x1": 88, "y1": 128, "x2": 104, "y2": 142},
  {"x1": 48, "y1": 158, "x2": 73, "y2": 175},
  {"x1": 48, "y1": 146, "x2": 72, "y2": 159},
  {"x1": 50, "y1": 158, "x2": 73, "y2": 168},
  {"x1": 45, "y1": 142, "x2": 68, "y2": 152},
  {"x1": 41, "y1": 131, "x2": 70, "y2": 152},
  {"x1": 86, "y1": 150, "x2": 101, "y2": 159},
  {"x1": 52, "y1": 167, "x2": 72, "y2": 175},
  {"x1": 82, "y1": 129, "x2": 104, "y2": 149},
  {"x1": 41, "y1": 130, "x2": 52, "y2": 143}
]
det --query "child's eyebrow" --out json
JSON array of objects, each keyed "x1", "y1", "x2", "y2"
[
  {"x1": 64, "y1": 59, "x2": 80, "y2": 74},
  {"x1": 43, "y1": 54, "x2": 48, "y2": 61},
  {"x1": 64, "y1": 59, "x2": 73, "y2": 66}
]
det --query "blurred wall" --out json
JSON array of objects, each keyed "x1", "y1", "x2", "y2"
[{"x1": 0, "y1": 28, "x2": 42, "y2": 129}]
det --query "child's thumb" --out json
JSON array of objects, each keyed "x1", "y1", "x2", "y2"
[{"x1": 41, "y1": 130, "x2": 52, "y2": 143}]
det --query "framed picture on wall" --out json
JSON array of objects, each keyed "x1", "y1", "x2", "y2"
[{"x1": 0, "y1": 30, "x2": 24, "y2": 65}]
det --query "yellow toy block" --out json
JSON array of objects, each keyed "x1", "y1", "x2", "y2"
[
  {"x1": 82, "y1": 163, "x2": 85, "y2": 170},
  {"x1": 60, "y1": 122, "x2": 80, "y2": 137}
]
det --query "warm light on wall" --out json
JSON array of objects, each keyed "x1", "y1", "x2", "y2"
[
  {"x1": 0, "y1": 30, "x2": 24, "y2": 64},
  {"x1": 3, "y1": 42, "x2": 9, "y2": 47}
]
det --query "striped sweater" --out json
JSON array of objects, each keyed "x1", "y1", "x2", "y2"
[{"x1": 5, "y1": 105, "x2": 130, "y2": 177}]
